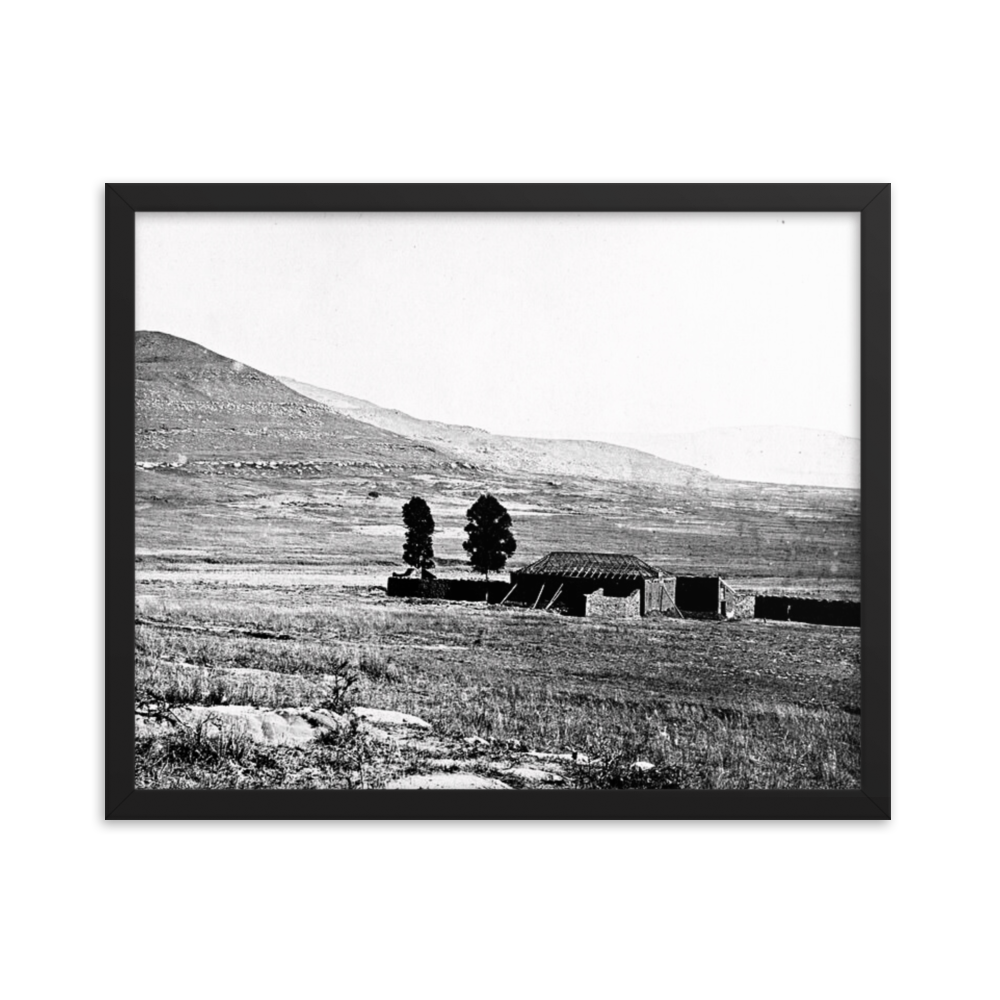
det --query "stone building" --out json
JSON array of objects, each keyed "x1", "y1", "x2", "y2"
[{"x1": 508, "y1": 552, "x2": 675, "y2": 618}]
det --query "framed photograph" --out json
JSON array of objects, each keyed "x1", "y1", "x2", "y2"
[{"x1": 107, "y1": 183, "x2": 890, "y2": 820}]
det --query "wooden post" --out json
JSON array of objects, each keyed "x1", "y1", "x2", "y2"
[
  {"x1": 532, "y1": 584, "x2": 545, "y2": 610},
  {"x1": 499, "y1": 583, "x2": 517, "y2": 606},
  {"x1": 544, "y1": 583, "x2": 564, "y2": 611}
]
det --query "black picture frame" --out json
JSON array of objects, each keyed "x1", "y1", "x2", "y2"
[{"x1": 108, "y1": 183, "x2": 890, "y2": 820}]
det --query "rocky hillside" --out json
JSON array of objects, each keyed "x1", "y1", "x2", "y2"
[{"x1": 135, "y1": 332, "x2": 454, "y2": 468}]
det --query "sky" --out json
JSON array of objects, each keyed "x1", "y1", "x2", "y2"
[{"x1": 136, "y1": 212, "x2": 860, "y2": 442}]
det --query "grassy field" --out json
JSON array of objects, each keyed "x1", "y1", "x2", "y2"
[
  {"x1": 135, "y1": 462, "x2": 860, "y2": 789},
  {"x1": 137, "y1": 464, "x2": 860, "y2": 592}
]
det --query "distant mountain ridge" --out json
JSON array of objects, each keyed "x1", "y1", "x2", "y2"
[
  {"x1": 278, "y1": 376, "x2": 857, "y2": 489},
  {"x1": 613, "y1": 427, "x2": 860, "y2": 489},
  {"x1": 278, "y1": 376, "x2": 715, "y2": 487}
]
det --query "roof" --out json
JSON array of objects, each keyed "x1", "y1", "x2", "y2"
[{"x1": 514, "y1": 552, "x2": 663, "y2": 581}]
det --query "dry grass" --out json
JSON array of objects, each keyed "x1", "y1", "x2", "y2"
[
  {"x1": 134, "y1": 460, "x2": 861, "y2": 790},
  {"x1": 135, "y1": 712, "x2": 396, "y2": 789},
  {"x1": 135, "y1": 585, "x2": 861, "y2": 789}
]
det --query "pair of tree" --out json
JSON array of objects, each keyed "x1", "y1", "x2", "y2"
[{"x1": 401, "y1": 493, "x2": 516, "y2": 580}]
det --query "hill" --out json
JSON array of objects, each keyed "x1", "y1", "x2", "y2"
[
  {"x1": 135, "y1": 331, "x2": 453, "y2": 468},
  {"x1": 278, "y1": 376, "x2": 715, "y2": 487}
]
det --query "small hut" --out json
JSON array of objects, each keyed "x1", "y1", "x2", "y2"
[{"x1": 508, "y1": 552, "x2": 675, "y2": 618}]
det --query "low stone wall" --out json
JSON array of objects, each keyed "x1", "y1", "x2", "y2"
[
  {"x1": 386, "y1": 575, "x2": 864, "y2": 626},
  {"x1": 386, "y1": 577, "x2": 512, "y2": 603},
  {"x1": 585, "y1": 587, "x2": 641, "y2": 619},
  {"x1": 729, "y1": 595, "x2": 757, "y2": 619},
  {"x1": 754, "y1": 596, "x2": 860, "y2": 627},
  {"x1": 722, "y1": 582, "x2": 756, "y2": 620}
]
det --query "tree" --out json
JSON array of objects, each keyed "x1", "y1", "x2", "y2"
[
  {"x1": 401, "y1": 496, "x2": 436, "y2": 578},
  {"x1": 463, "y1": 493, "x2": 516, "y2": 582}
]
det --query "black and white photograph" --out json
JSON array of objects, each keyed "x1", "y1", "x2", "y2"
[{"x1": 133, "y1": 208, "x2": 864, "y2": 792}]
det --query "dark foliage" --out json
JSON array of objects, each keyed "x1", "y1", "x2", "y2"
[
  {"x1": 402, "y1": 496, "x2": 436, "y2": 574},
  {"x1": 463, "y1": 494, "x2": 516, "y2": 580}
]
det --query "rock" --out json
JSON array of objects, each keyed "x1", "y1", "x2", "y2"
[
  {"x1": 351, "y1": 707, "x2": 431, "y2": 729},
  {"x1": 175, "y1": 705, "x2": 313, "y2": 745},
  {"x1": 502, "y1": 766, "x2": 565, "y2": 784},
  {"x1": 174, "y1": 705, "x2": 346, "y2": 746},
  {"x1": 526, "y1": 750, "x2": 590, "y2": 764},
  {"x1": 355, "y1": 722, "x2": 398, "y2": 744},
  {"x1": 632, "y1": 760, "x2": 655, "y2": 772},
  {"x1": 300, "y1": 709, "x2": 348, "y2": 731},
  {"x1": 384, "y1": 773, "x2": 511, "y2": 790}
]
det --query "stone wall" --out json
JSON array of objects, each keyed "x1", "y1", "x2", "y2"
[
  {"x1": 386, "y1": 576, "x2": 860, "y2": 627},
  {"x1": 507, "y1": 576, "x2": 580, "y2": 613},
  {"x1": 585, "y1": 587, "x2": 641, "y2": 618},
  {"x1": 508, "y1": 574, "x2": 614, "y2": 616},
  {"x1": 386, "y1": 577, "x2": 511, "y2": 603},
  {"x1": 721, "y1": 581, "x2": 756, "y2": 619},
  {"x1": 728, "y1": 592, "x2": 757, "y2": 619},
  {"x1": 754, "y1": 595, "x2": 860, "y2": 627}
]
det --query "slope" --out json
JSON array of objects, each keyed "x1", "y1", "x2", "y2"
[
  {"x1": 278, "y1": 376, "x2": 715, "y2": 487},
  {"x1": 135, "y1": 331, "x2": 452, "y2": 467}
]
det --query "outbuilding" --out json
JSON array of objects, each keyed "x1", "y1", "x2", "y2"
[{"x1": 507, "y1": 552, "x2": 676, "y2": 618}]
